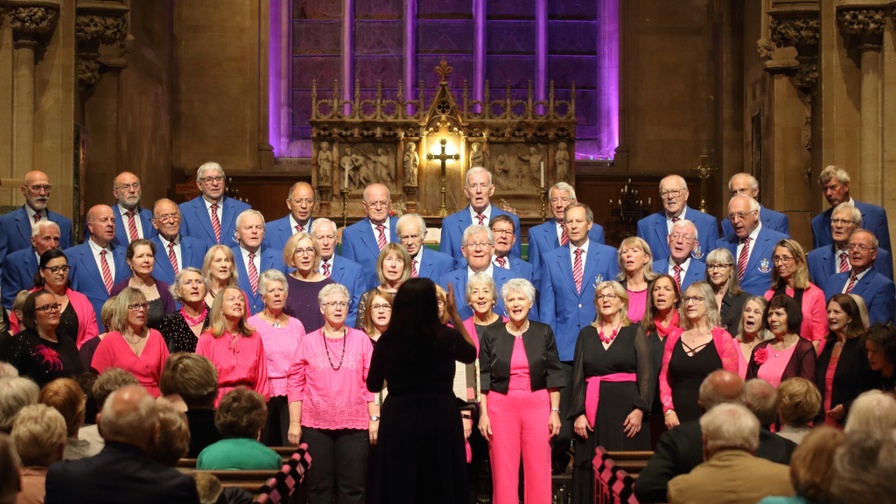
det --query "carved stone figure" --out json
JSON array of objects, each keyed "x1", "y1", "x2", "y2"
[
  {"x1": 318, "y1": 141, "x2": 332, "y2": 185},
  {"x1": 518, "y1": 145, "x2": 544, "y2": 186},
  {"x1": 492, "y1": 154, "x2": 512, "y2": 191},
  {"x1": 368, "y1": 147, "x2": 394, "y2": 186},
  {"x1": 470, "y1": 142, "x2": 485, "y2": 169},
  {"x1": 404, "y1": 142, "x2": 419, "y2": 186},
  {"x1": 555, "y1": 142, "x2": 570, "y2": 183},
  {"x1": 340, "y1": 147, "x2": 359, "y2": 189}
]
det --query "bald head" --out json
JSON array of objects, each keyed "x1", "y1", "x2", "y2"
[
  {"x1": 112, "y1": 171, "x2": 142, "y2": 210},
  {"x1": 22, "y1": 170, "x2": 51, "y2": 212},
  {"x1": 86, "y1": 204, "x2": 116, "y2": 247},
  {"x1": 287, "y1": 182, "x2": 316, "y2": 225},
  {"x1": 97, "y1": 385, "x2": 159, "y2": 453},
  {"x1": 698, "y1": 369, "x2": 745, "y2": 412}
]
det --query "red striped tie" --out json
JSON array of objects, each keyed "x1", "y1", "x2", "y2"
[
  {"x1": 673, "y1": 265, "x2": 682, "y2": 288},
  {"x1": 844, "y1": 274, "x2": 858, "y2": 294},
  {"x1": 321, "y1": 262, "x2": 331, "y2": 277},
  {"x1": 411, "y1": 258, "x2": 418, "y2": 278},
  {"x1": 496, "y1": 257, "x2": 506, "y2": 269},
  {"x1": 210, "y1": 204, "x2": 221, "y2": 243},
  {"x1": 33, "y1": 213, "x2": 40, "y2": 225},
  {"x1": 295, "y1": 224, "x2": 303, "y2": 234},
  {"x1": 573, "y1": 248, "x2": 584, "y2": 293},
  {"x1": 99, "y1": 250, "x2": 113, "y2": 293},
  {"x1": 126, "y1": 211, "x2": 139, "y2": 242},
  {"x1": 248, "y1": 252, "x2": 259, "y2": 295},
  {"x1": 168, "y1": 242, "x2": 179, "y2": 275},
  {"x1": 476, "y1": 214, "x2": 486, "y2": 226},
  {"x1": 838, "y1": 251, "x2": 850, "y2": 273},
  {"x1": 376, "y1": 225, "x2": 387, "y2": 250},
  {"x1": 736, "y1": 237, "x2": 751, "y2": 282},
  {"x1": 560, "y1": 226, "x2": 569, "y2": 246}
]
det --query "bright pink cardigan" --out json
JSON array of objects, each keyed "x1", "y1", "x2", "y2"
[
  {"x1": 659, "y1": 326, "x2": 738, "y2": 413},
  {"x1": 763, "y1": 283, "x2": 828, "y2": 342}
]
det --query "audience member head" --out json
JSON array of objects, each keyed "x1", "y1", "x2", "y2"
[
  {"x1": 0, "y1": 432, "x2": 20, "y2": 504},
  {"x1": 39, "y1": 378, "x2": 86, "y2": 437},
  {"x1": 0, "y1": 377, "x2": 39, "y2": 433},
  {"x1": 659, "y1": 175, "x2": 689, "y2": 217},
  {"x1": 150, "y1": 402, "x2": 190, "y2": 466},
  {"x1": 697, "y1": 369, "x2": 745, "y2": 412},
  {"x1": 700, "y1": 403, "x2": 759, "y2": 457},
  {"x1": 830, "y1": 430, "x2": 896, "y2": 503},
  {"x1": 844, "y1": 389, "x2": 896, "y2": 436},
  {"x1": 215, "y1": 388, "x2": 267, "y2": 440},
  {"x1": 193, "y1": 472, "x2": 224, "y2": 504},
  {"x1": 789, "y1": 426, "x2": 844, "y2": 504},
  {"x1": 151, "y1": 198, "x2": 183, "y2": 241},
  {"x1": 196, "y1": 161, "x2": 226, "y2": 203},
  {"x1": 464, "y1": 167, "x2": 495, "y2": 213},
  {"x1": 158, "y1": 353, "x2": 218, "y2": 409},
  {"x1": 0, "y1": 363, "x2": 16, "y2": 380},
  {"x1": 777, "y1": 377, "x2": 821, "y2": 429},
  {"x1": 362, "y1": 183, "x2": 392, "y2": 225},
  {"x1": 74, "y1": 372, "x2": 99, "y2": 425},
  {"x1": 92, "y1": 367, "x2": 139, "y2": 412},
  {"x1": 97, "y1": 385, "x2": 159, "y2": 452},
  {"x1": 865, "y1": 323, "x2": 896, "y2": 379},
  {"x1": 744, "y1": 378, "x2": 778, "y2": 429},
  {"x1": 10, "y1": 403, "x2": 66, "y2": 466},
  {"x1": 818, "y1": 165, "x2": 851, "y2": 207}
]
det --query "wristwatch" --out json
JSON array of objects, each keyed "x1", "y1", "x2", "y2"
[{"x1": 369, "y1": 415, "x2": 380, "y2": 421}]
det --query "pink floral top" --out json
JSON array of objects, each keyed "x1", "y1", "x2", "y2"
[{"x1": 248, "y1": 315, "x2": 306, "y2": 397}]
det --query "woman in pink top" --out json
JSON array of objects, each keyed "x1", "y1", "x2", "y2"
[
  {"x1": 734, "y1": 296, "x2": 773, "y2": 378},
  {"x1": 195, "y1": 286, "x2": 270, "y2": 405},
  {"x1": 287, "y1": 283, "x2": 376, "y2": 504},
  {"x1": 247, "y1": 269, "x2": 305, "y2": 446},
  {"x1": 91, "y1": 287, "x2": 170, "y2": 397},
  {"x1": 616, "y1": 237, "x2": 656, "y2": 324},
  {"x1": 746, "y1": 295, "x2": 816, "y2": 388},
  {"x1": 32, "y1": 249, "x2": 99, "y2": 348},
  {"x1": 764, "y1": 239, "x2": 827, "y2": 347}
]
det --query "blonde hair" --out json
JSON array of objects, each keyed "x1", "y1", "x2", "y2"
[
  {"x1": 109, "y1": 287, "x2": 148, "y2": 334},
  {"x1": 202, "y1": 245, "x2": 238, "y2": 289},
  {"x1": 11, "y1": 403, "x2": 66, "y2": 466},
  {"x1": 376, "y1": 243, "x2": 412, "y2": 286},
  {"x1": 594, "y1": 281, "x2": 631, "y2": 327},
  {"x1": 777, "y1": 377, "x2": 821, "y2": 427},
  {"x1": 283, "y1": 232, "x2": 320, "y2": 271},
  {"x1": 150, "y1": 402, "x2": 190, "y2": 466},
  {"x1": 770, "y1": 239, "x2": 810, "y2": 290},
  {"x1": 678, "y1": 281, "x2": 722, "y2": 329},
  {"x1": 38, "y1": 378, "x2": 86, "y2": 437},
  {"x1": 208, "y1": 286, "x2": 255, "y2": 338},
  {"x1": 615, "y1": 237, "x2": 657, "y2": 282}
]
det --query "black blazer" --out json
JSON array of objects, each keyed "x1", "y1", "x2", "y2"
[
  {"x1": 814, "y1": 335, "x2": 875, "y2": 424},
  {"x1": 479, "y1": 320, "x2": 565, "y2": 394},
  {"x1": 719, "y1": 290, "x2": 750, "y2": 336}
]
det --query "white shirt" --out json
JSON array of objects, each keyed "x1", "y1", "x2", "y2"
[
  {"x1": 555, "y1": 220, "x2": 566, "y2": 243},
  {"x1": 467, "y1": 263, "x2": 494, "y2": 280},
  {"x1": 569, "y1": 240, "x2": 590, "y2": 272},
  {"x1": 87, "y1": 239, "x2": 115, "y2": 281},
  {"x1": 468, "y1": 205, "x2": 493, "y2": 226},
  {"x1": 24, "y1": 205, "x2": 45, "y2": 223},
  {"x1": 842, "y1": 267, "x2": 870, "y2": 293},
  {"x1": 666, "y1": 206, "x2": 689, "y2": 234},
  {"x1": 368, "y1": 219, "x2": 391, "y2": 244},
  {"x1": 492, "y1": 254, "x2": 511, "y2": 269},
  {"x1": 118, "y1": 204, "x2": 145, "y2": 241},
  {"x1": 290, "y1": 215, "x2": 312, "y2": 234},
  {"x1": 834, "y1": 247, "x2": 850, "y2": 275},
  {"x1": 157, "y1": 235, "x2": 182, "y2": 271},
  {"x1": 240, "y1": 245, "x2": 261, "y2": 274},
  {"x1": 668, "y1": 257, "x2": 692, "y2": 276},
  {"x1": 319, "y1": 256, "x2": 335, "y2": 275},
  {"x1": 737, "y1": 223, "x2": 763, "y2": 264}
]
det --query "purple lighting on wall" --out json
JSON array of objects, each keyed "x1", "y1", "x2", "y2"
[
  {"x1": 269, "y1": 1, "x2": 283, "y2": 157},
  {"x1": 590, "y1": 0, "x2": 620, "y2": 161}
]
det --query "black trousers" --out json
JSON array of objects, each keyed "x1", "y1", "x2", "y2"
[
  {"x1": 262, "y1": 395, "x2": 290, "y2": 446},
  {"x1": 303, "y1": 427, "x2": 369, "y2": 504},
  {"x1": 552, "y1": 361, "x2": 574, "y2": 469}
]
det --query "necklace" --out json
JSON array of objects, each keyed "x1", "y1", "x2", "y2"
[
  {"x1": 263, "y1": 310, "x2": 285, "y2": 328},
  {"x1": 322, "y1": 327, "x2": 347, "y2": 370},
  {"x1": 598, "y1": 322, "x2": 621, "y2": 344},
  {"x1": 181, "y1": 306, "x2": 207, "y2": 326},
  {"x1": 123, "y1": 332, "x2": 144, "y2": 345},
  {"x1": 507, "y1": 321, "x2": 529, "y2": 338}
]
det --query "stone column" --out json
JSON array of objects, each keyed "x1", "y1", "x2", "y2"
[
  {"x1": 836, "y1": 4, "x2": 886, "y2": 205},
  {"x1": 341, "y1": 0, "x2": 353, "y2": 110}
]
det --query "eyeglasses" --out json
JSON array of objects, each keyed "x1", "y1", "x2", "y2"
[
  {"x1": 199, "y1": 176, "x2": 225, "y2": 184},
  {"x1": 25, "y1": 184, "x2": 52, "y2": 193},
  {"x1": 42, "y1": 265, "x2": 70, "y2": 274},
  {"x1": 153, "y1": 213, "x2": 180, "y2": 222},
  {"x1": 491, "y1": 229, "x2": 514, "y2": 237},
  {"x1": 550, "y1": 196, "x2": 572, "y2": 205},
  {"x1": 322, "y1": 301, "x2": 348, "y2": 309},
  {"x1": 682, "y1": 296, "x2": 705, "y2": 304},
  {"x1": 127, "y1": 303, "x2": 150, "y2": 311},
  {"x1": 727, "y1": 211, "x2": 757, "y2": 222},
  {"x1": 464, "y1": 242, "x2": 492, "y2": 250},
  {"x1": 364, "y1": 200, "x2": 390, "y2": 208},
  {"x1": 596, "y1": 294, "x2": 618, "y2": 301},
  {"x1": 847, "y1": 243, "x2": 874, "y2": 252},
  {"x1": 706, "y1": 263, "x2": 733, "y2": 271},
  {"x1": 293, "y1": 247, "x2": 317, "y2": 256},
  {"x1": 831, "y1": 218, "x2": 856, "y2": 227},
  {"x1": 370, "y1": 303, "x2": 392, "y2": 312},
  {"x1": 772, "y1": 256, "x2": 794, "y2": 264},
  {"x1": 466, "y1": 183, "x2": 491, "y2": 191},
  {"x1": 115, "y1": 183, "x2": 141, "y2": 191},
  {"x1": 659, "y1": 189, "x2": 684, "y2": 199},
  {"x1": 35, "y1": 303, "x2": 62, "y2": 313}
]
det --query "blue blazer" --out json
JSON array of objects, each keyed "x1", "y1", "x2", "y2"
[
  {"x1": 823, "y1": 270, "x2": 895, "y2": 325},
  {"x1": 0, "y1": 206, "x2": 73, "y2": 270},
  {"x1": 526, "y1": 220, "x2": 605, "y2": 287},
  {"x1": 231, "y1": 246, "x2": 287, "y2": 315},
  {"x1": 1, "y1": 247, "x2": 38, "y2": 308},
  {"x1": 265, "y1": 215, "x2": 315, "y2": 256},
  {"x1": 85, "y1": 206, "x2": 156, "y2": 248},
  {"x1": 328, "y1": 256, "x2": 367, "y2": 328},
  {"x1": 721, "y1": 204, "x2": 789, "y2": 236},
  {"x1": 439, "y1": 266, "x2": 534, "y2": 322},
  {"x1": 807, "y1": 245, "x2": 893, "y2": 292},
  {"x1": 499, "y1": 257, "x2": 535, "y2": 284},
  {"x1": 812, "y1": 201, "x2": 891, "y2": 253},
  {"x1": 716, "y1": 227, "x2": 789, "y2": 296},
  {"x1": 538, "y1": 240, "x2": 621, "y2": 361},
  {"x1": 416, "y1": 248, "x2": 456, "y2": 283},
  {"x1": 652, "y1": 258, "x2": 707, "y2": 292},
  {"x1": 637, "y1": 206, "x2": 719, "y2": 262},
  {"x1": 149, "y1": 235, "x2": 207, "y2": 286},
  {"x1": 439, "y1": 206, "x2": 522, "y2": 265},
  {"x1": 64, "y1": 242, "x2": 128, "y2": 328},
  {"x1": 341, "y1": 216, "x2": 399, "y2": 288},
  {"x1": 178, "y1": 196, "x2": 251, "y2": 249}
]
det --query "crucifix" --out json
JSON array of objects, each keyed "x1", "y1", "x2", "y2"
[
  {"x1": 689, "y1": 154, "x2": 717, "y2": 212},
  {"x1": 427, "y1": 138, "x2": 460, "y2": 216}
]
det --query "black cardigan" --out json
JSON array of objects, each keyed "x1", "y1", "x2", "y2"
[
  {"x1": 479, "y1": 320, "x2": 565, "y2": 394},
  {"x1": 814, "y1": 335, "x2": 875, "y2": 424}
]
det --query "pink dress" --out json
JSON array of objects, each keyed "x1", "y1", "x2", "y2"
[
  {"x1": 764, "y1": 283, "x2": 828, "y2": 342},
  {"x1": 756, "y1": 344, "x2": 797, "y2": 388},
  {"x1": 90, "y1": 329, "x2": 169, "y2": 397},
  {"x1": 248, "y1": 315, "x2": 306, "y2": 397},
  {"x1": 195, "y1": 330, "x2": 270, "y2": 404},
  {"x1": 626, "y1": 289, "x2": 648, "y2": 324}
]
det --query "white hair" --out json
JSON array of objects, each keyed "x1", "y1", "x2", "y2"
[
  {"x1": 699, "y1": 403, "x2": 760, "y2": 453},
  {"x1": 31, "y1": 220, "x2": 60, "y2": 238},
  {"x1": 196, "y1": 161, "x2": 225, "y2": 179},
  {"x1": 501, "y1": 278, "x2": 536, "y2": 305},
  {"x1": 462, "y1": 225, "x2": 494, "y2": 246},
  {"x1": 310, "y1": 218, "x2": 337, "y2": 235},
  {"x1": 396, "y1": 213, "x2": 427, "y2": 236},
  {"x1": 235, "y1": 209, "x2": 265, "y2": 230},
  {"x1": 465, "y1": 167, "x2": 493, "y2": 186}
]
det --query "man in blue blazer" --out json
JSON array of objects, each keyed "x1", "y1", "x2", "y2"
[
  {"x1": 396, "y1": 213, "x2": 455, "y2": 282},
  {"x1": 812, "y1": 165, "x2": 891, "y2": 252},
  {"x1": 439, "y1": 167, "x2": 521, "y2": 265},
  {"x1": 179, "y1": 161, "x2": 251, "y2": 249},
  {"x1": 342, "y1": 183, "x2": 399, "y2": 288},
  {"x1": 313, "y1": 218, "x2": 367, "y2": 327},
  {"x1": 527, "y1": 182, "x2": 605, "y2": 286},
  {"x1": 490, "y1": 215, "x2": 534, "y2": 283},
  {"x1": 265, "y1": 181, "x2": 316, "y2": 255},
  {"x1": 87, "y1": 172, "x2": 157, "y2": 248},
  {"x1": 722, "y1": 173, "x2": 789, "y2": 236},
  {"x1": 440, "y1": 224, "x2": 533, "y2": 321},
  {"x1": 808, "y1": 203, "x2": 893, "y2": 291},
  {"x1": 231, "y1": 210, "x2": 286, "y2": 315},
  {"x1": 822, "y1": 230, "x2": 895, "y2": 325},
  {"x1": 148, "y1": 198, "x2": 207, "y2": 286},
  {"x1": 65, "y1": 205, "x2": 128, "y2": 327},
  {"x1": 652, "y1": 220, "x2": 707, "y2": 292},
  {"x1": 0, "y1": 170, "x2": 73, "y2": 272},
  {"x1": 1, "y1": 220, "x2": 61, "y2": 308},
  {"x1": 716, "y1": 195, "x2": 789, "y2": 296},
  {"x1": 637, "y1": 175, "x2": 718, "y2": 262},
  {"x1": 538, "y1": 202, "x2": 619, "y2": 473}
]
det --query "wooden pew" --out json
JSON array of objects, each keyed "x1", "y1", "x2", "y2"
[
  {"x1": 606, "y1": 450, "x2": 653, "y2": 479},
  {"x1": 592, "y1": 448, "x2": 655, "y2": 503}
]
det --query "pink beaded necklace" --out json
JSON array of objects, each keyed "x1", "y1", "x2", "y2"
[
  {"x1": 598, "y1": 323, "x2": 621, "y2": 344},
  {"x1": 181, "y1": 306, "x2": 207, "y2": 327}
]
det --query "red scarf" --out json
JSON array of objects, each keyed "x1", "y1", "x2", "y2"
[{"x1": 652, "y1": 310, "x2": 680, "y2": 339}]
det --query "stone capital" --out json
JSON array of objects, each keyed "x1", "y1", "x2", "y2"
[
  {"x1": 8, "y1": 3, "x2": 59, "y2": 46},
  {"x1": 836, "y1": 7, "x2": 886, "y2": 49},
  {"x1": 74, "y1": 2, "x2": 130, "y2": 90}
]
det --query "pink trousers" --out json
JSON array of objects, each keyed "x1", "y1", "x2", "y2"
[{"x1": 487, "y1": 388, "x2": 551, "y2": 504}]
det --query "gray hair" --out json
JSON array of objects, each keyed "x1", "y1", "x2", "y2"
[
  {"x1": 0, "y1": 363, "x2": 16, "y2": 379},
  {"x1": 465, "y1": 167, "x2": 493, "y2": 186},
  {"x1": 99, "y1": 385, "x2": 158, "y2": 444},
  {"x1": 310, "y1": 217, "x2": 337, "y2": 235},
  {"x1": 745, "y1": 379, "x2": 778, "y2": 427},
  {"x1": 318, "y1": 283, "x2": 350, "y2": 305},
  {"x1": 31, "y1": 219, "x2": 60, "y2": 238},
  {"x1": 831, "y1": 431, "x2": 896, "y2": 503},
  {"x1": 170, "y1": 267, "x2": 206, "y2": 303},
  {"x1": 831, "y1": 202, "x2": 862, "y2": 226},
  {"x1": 196, "y1": 161, "x2": 225, "y2": 179},
  {"x1": 670, "y1": 218, "x2": 699, "y2": 240},
  {"x1": 700, "y1": 403, "x2": 760, "y2": 453},
  {"x1": 551, "y1": 182, "x2": 576, "y2": 200},
  {"x1": 259, "y1": 269, "x2": 288, "y2": 297},
  {"x1": 501, "y1": 278, "x2": 536, "y2": 305},
  {"x1": 466, "y1": 272, "x2": 498, "y2": 304},
  {"x1": 11, "y1": 403, "x2": 66, "y2": 466},
  {"x1": 462, "y1": 225, "x2": 494, "y2": 246},
  {"x1": 660, "y1": 174, "x2": 688, "y2": 192},
  {"x1": 564, "y1": 202, "x2": 594, "y2": 223},
  {"x1": 396, "y1": 213, "x2": 427, "y2": 237},
  {"x1": 235, "y1": 209, "x2": 265, "y2": 230},
  {"x1": 844, "y1": 390, "x2": 896, "y2": 436},
  {"x1": 678, "y1": 281, "x2": 721, "y2": 329},
  {"x1": 819, "y1": 165, "x2": 850, "y2": 186},
  {"x1": 0, "y1": 377, "x2": 39, "y2": 434},
  {"x1": 728, "y1": 173, "x2": 759, "y2": 193}
]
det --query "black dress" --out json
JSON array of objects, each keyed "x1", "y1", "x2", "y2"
[
  {"x1": 159, "y1": 308, "x2": 210, "y2": 353},
  {"x1": 569, "y1": 324, "x2": 652, "y2": 504},
  {"x1": 283, "y1": 276, "x2": 333, "y2": 332},
  {"x1": 186, "y1": 408, "x2": 222, "y2": 457},
  {"x1": 3, "y1": 329, "x2": 84, "y2": 387},
  {"x1": 56, "y1": 303, "x2": 80, "y2": 345},
  {"x1": 668, "y1": 338, "x2": 722, "y2": 423},
  {"x1": 366, "y1": 325, "x2": 476, "y2": 504}
]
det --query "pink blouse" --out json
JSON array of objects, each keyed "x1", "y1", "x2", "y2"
[
  {"x1": 627, "y1": 288, "x2": 648, "y2": 324},
  {"x1": 659, "y1": 327, "x2": 738, "y2": 413},
  {"x1": 763, "y1": 283, "x2": 828, "y2": 342},
  {"x1": 248, "y1": 315, "x2": 306, "y2": 398},
  {"x1": 287, "y1": 327, "x2": 373, "y2": 430},
  {"x1": 508, "y1": 337, "x2": 532, "y2": 391},
  {"x1": 195, "y1": 330, "x2": 270, "y2": 404},
  {"x1": 90, "y1": 329, "x2": 169, "y2": 397},
  {"x1": 756, "y1": 344, "x2": 797, "y2": 388}
]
